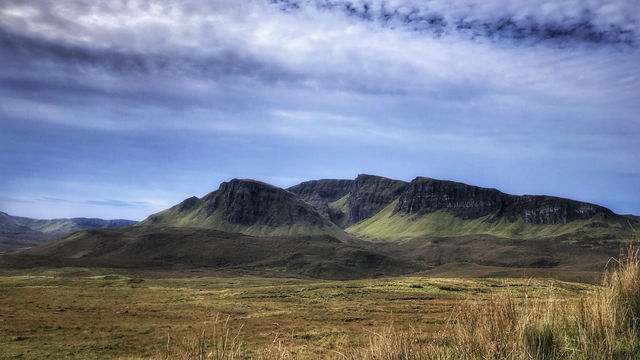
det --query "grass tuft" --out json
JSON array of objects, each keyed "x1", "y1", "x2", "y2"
[{"x1": 159, "y1": 314, "x2": 245, "y2": 360}]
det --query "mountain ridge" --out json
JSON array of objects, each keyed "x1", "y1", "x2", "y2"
[
  {"x1": 135, "y1": 174, "x2": 636, "y2": 243},
  {"x1": 3, "y1": 174, "x2": 637, "y2": 280},
  {"x1": 289, "y1": 174, "x2": 637, "y2": 241},
  {"x1": 0, "y1": 211, "x2": 137, "y2": 253},
  {"x1": 138, "y1": 178, "x2": 349, "y2": 239}
]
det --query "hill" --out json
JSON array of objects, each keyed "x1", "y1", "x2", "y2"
[
  {"x1": 290, "y1": 175, "x2": 638, "y2": 242},
  {"x1": 0, "y1": 211, "x2": 136, "y2": 253},
  {"x1": 138, "y1": 178, "x2": 348, "y2": 239},
  {"x1": 17, "y1": 226, "x2": 417, "y2": 280}
]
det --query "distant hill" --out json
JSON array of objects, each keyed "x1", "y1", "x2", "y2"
[
  {"x1": 18, "y1": 226, "x2": 416, "y2": 280},
  {"x1": 289, "y1": 175, "x2": 639, "y2": 242},
  {"x1": 0, "y1": 211, "x2": 136, "y2": 253},
  {"x1": 138, "y1": 178, "x2": 348, "y2": 239}
]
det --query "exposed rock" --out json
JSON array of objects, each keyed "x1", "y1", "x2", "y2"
[
  {"x1": 345, "y1": 174, "x2": 408, "y2": 226},
  {"x1": 288, "y1": 174, "x2": 408, "y2": 228},
  {"x1": 508, "y1": 195, "x2": 612, "y2": 224},
  {"x1": 139, "y1": 179, "x2": 347, "y2": 238},
  {"x1": 393, "y1": 177, "x2": 613, "y2": 224},
  {"x1": 178, "y1": 196, "x2": 199, "y2": 211},
  {"x1": 393, "y1": 177, "x2": 505, "y2": 219},
  {"x1": 212, "y1": 179, "x2": 325, "y2": 226},
  {"x1": 287, "y1": 179, "x2": 353, "y2": 219}
]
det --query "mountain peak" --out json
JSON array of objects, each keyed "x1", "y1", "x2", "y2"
[
  {"x1": 222, "y1": 178, "x2": 275, "y2": 188},
  {"x1": 140, "y1": 179, "x2": 347, "y2": 239},
  {"x1": 355, "y1": 174, "x2": 395, "y2": 182}
]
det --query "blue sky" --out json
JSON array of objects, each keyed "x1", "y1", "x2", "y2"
[{"x1": 1, "y1": 0, "x2": 639, "y2": 220}]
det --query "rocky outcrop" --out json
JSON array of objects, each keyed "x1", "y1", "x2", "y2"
[
  {"x1": 287, "y1": 179, "x2": 353, "y2": 219},
  {"x1": 507, "y1": 195, "x2": 612, "y2": 224},
  {"x1": 208, "y1": 179, "x2": 326, "y2": 226},
  {"x1": 140, "y1": 179, "x2": 346, "y2": 238},
  {"x1": 288, "y1": 174, "x2": 408, "y2": 228},
  {"x1": 393, "y1": 177, "x2": 613, "y2": 224},
  {"x1": 393, "y1": 177, "x2": 505, "y2": 220},
  {"x1": 345, "y1": 175, "x2": 408, "y2": 226}
]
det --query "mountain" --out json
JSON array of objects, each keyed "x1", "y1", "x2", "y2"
[
  {"x1": 0, "y1": 211, "x2": 136, "y2": 253},
  {"x1": 287, "y1": 178, "x2": 353, "y2": 223},
  {"x1": 17, "y1": 226, "x2": 417, "y2": 280},
  {"x1": 288, "y1": 174, "x2": 408, "y2": 228},
  {"x1": 290, "y1": 175, "x2": 638, "y2": 242},
  {"x1": 138, "y1": 179, "x2": 348, "y2": 239},
  {"x1": 4, "y1": 175, "x2": 637, "y2": 280}
]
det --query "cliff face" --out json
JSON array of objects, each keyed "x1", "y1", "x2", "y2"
[
  {"x1": 393, "y1": 177, "x2": 506, "y2": 220},
  {"x1": 508, "y1": 195, "x2": 612, "y2": 225},
  {"x1": 288, "y1": 174, "x2": 408, "y2": 228},
  {"x1": 211, "y1": 179, "x2": 326, "y2": 227},
  {"x1": 393, "y1": 177, "x2": 612, "y2": 225},
  {"x1": 140, "y1": 179, "x2": 347, "y2": 238},
  {"x1": 287, "y1": 179, "x2": 353, "y2": 220},
  {"x1": 345, "y1": 175, "x2": 408, "y2": 226}
]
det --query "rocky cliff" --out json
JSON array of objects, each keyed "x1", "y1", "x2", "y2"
[
  {"x1": 344, "y1": 174, "x2": 408, "y2": 226},
  {"x1": 139, "y1": 179, "x2": 347, "y2": 239},
  {"x1": 393, "y1": 177, "x2": 612, "y2": 224},
  {"x1": 288, "y1": 174, "x2": 408, "y2": 228},
  {"x1": 287, "y1": 179, "x2": 353, "y2": 220}
]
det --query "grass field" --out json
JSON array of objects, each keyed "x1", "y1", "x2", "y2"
[{"x1": 0, "y1": 267, "x2": 595, "y2": 359}]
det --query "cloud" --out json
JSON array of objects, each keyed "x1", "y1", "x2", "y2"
[
  {"x1": 272, "y1": 0, "x2": 639, "y2": 46},
  {"x1": 0, "y1": 0, "x2": 638, "y2": 216},
  {"x1": 1, "y1": 0, "x2": 638, "y2": 108},
  {"x1": 34, "y1": 197, "x2": 152, "y2": 209}
]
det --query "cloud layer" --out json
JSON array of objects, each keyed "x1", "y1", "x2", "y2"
[{"x1": 0, "y1": 0, "x2": 639, "y2": 219}]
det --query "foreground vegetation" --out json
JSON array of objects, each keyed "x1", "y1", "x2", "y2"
[
  {"x1": 0, "y1": 268, "x2": 586, "y2": 359},
  {"x1": 161, "y1": 246, "x2": 639, "y2": 359},
  {"x1": 1, "y1": 246, "x2": 637, "y2": 359}
]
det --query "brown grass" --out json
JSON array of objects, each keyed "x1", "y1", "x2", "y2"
[
  {"x1": 157, "y1": 244, "x2": 640, "y2": 360},
  {"x1": 159, "y1": 314, "x2": 245, "y2": 360}
]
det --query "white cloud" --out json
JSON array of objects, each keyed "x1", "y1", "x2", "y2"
[{"x1": 2, "y1": 0, "x2": 638, "y2": 105}]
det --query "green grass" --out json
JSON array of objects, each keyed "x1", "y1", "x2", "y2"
[
  {"x1": 347, "y1": 200, "x2": 637, "y2": 242},
  {"x1": 328, "y1": 194, "x2": 349, "y2": 215}
]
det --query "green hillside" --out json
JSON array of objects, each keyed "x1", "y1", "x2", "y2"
[
  {"x1": 137, "y1": 179, "x2": 348, "y2": 240},
  {"x1": 347, "y1": 200, "x2": 639, "y2": 242}
]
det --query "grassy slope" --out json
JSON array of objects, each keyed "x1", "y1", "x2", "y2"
[
  {"x1": 139, "y1": 202, "x2": 348, "y2": 240},
  {"x1": 328, "y1": 194, "x2": 350, "y2": 214},
  {"x1": 17, "y1": 227, "x2": 416, "y2": 280},
  {"x1": 347, "y1": 200, "x2": 638, "y2": 242}
]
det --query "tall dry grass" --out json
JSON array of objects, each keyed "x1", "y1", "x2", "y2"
[
  {"x1": 158, "y1": 314, "x2": 245, "y2": 360},
  {"x1": 157, "y1": 244, "x2": 640, "y2": 360},
  {"x1": 443, "y1": 243, "x2": 640, "y2": 360}
]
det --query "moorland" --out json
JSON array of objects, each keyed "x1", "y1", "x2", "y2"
[{"x1": 1, "y1": 174, "x2": 638, "y2": 359}]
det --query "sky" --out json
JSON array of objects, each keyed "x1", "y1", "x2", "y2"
[{"x1": 0, "y1": 0, "x2": 639, "y2": 220}]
